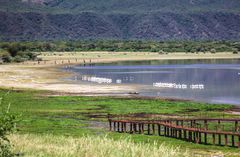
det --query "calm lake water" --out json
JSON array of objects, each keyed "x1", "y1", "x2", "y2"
[{"x1": 65, "y1": 59, "x2": 240, "y2": 105}]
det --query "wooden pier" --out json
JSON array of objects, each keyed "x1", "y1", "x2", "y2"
[{"x1": 108, "y1": 117, "x2": 240, "y2": 148}]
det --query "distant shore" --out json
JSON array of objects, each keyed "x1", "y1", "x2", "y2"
[{"x1": 0, "y1": 51, "x2": 240, "y2": 95}]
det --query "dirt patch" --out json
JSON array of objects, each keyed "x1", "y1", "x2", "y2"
[
  {"x1": 109, "y1": 113, "x2": 183, "y2": 120},
  {"x1": 226, "y1": 106, "x2": 240, "y2": 115}
]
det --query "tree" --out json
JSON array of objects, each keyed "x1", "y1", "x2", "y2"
[{"x1": 6, "y1": 45, "x2": 20, "y2": 57}]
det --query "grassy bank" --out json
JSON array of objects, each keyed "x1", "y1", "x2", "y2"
[{"x1": 0, "y1": 89, "x2": 240, "y2": 156}]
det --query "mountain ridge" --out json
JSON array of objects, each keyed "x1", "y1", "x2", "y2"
[
  {"x1": 0, "y1": 0, "x2": 240, "y2": 41},
  {"x1": 1, "y1": 0, "x2": 240, "y2": 14}
]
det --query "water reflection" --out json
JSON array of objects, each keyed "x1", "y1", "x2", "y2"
[{"x1": 66, "y1": 59, "x2": 240, "y2": 105}]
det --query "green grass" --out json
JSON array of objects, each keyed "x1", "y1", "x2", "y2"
[{"x1": 0, "y1": 88, "x2": 240, "y2": 156}]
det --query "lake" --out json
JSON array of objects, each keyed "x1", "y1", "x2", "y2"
[{"x1": 65, "y1": 59, "x2": 240, "y2": 105}]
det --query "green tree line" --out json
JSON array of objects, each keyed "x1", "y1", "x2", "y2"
[
  {"x1": 0, "y1": 40, "x2": 239, "y2": 63},
  {"x1": 1, "y1": 40, "x2": 240, "y2": 52}
]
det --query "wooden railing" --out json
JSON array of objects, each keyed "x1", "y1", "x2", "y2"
[{"x1": 108, "y1": 117, "x2": 240, "y2": 148}]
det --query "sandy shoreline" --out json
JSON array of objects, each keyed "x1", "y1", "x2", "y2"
[{"x1": 0, "y1": 51, "x2": 240, "y2": 95}]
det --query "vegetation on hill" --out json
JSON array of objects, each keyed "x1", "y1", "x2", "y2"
[
  {"x1": 0, "y1": 1, "x2": 240, "y2": 40},
  {"x1": 1, "y1": 0, "x2": 240, "y2": 14},
  {"x1": 1, "y1": 11, "x2": 240, "y2": 41}
]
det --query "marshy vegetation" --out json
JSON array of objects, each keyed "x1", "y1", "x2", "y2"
[{"x1": 0, "y1": 89, "x2": 239, "y2": 156}]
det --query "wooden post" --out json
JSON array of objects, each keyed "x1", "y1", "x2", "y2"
[
  {"x1": 138, "y1": 123, "x2": 142, "y2": 134},
  {"x1": 204, "y1": 120, "x2": 208, "y2": 130},
  {"x1": 225, "y1": 134, "x2": 228, "y2": 146},
  {"x1": 232, "y1": 135, "x2": 235, "y2": 147},
  {"x1": 109, "y1": 120, "x2": 112, "y2": 131},
  {"x1": 238, "y1": 136, "x2": 240, "y2": 148},
  {"x1": 113, "y1": 122, "x2": 116, "y2": 131},
  {"x1": 204, "y1": 133, "x2": 207, "y2": 144},
  {"x1": 168, "y1": 127, "x2": 170, "y2": 137},
  {"x1": 195, "y1": 132, "x2": 199, "y2": 144},
  {"x1": 123, "y1": 122, "x2": 126, "y2": 132},
  {"x1": 172, "y1": 128, "x2": 175, "y2": 137},
  {"x1": 125, "y1": 123, "x2": 127, "y2": 132},
  {"x1": 213, "y1": 134, "x2": 216, "y2": 145},
  {"x1": 218, "y1": 120, "x2": 221, "y2": 131},
  {"x1": 164, "y1": 126, "x2": 166, "y2": 136},
  {"x1": 133, "y1": 123, "x2": 136, "y2": 133},
  {"x1": 117, "y1": 122, "x2": 120, "y2": 132},
  {"x1": 179, "y1": 130, "x2": 182, "y2": 139},
  {"x1": 238, "y1": 135, "x2": 240, "y2": 148},
  {"x1": 167, "y1": 127, "x2": 169, "y2": 137},
  {"x1": 121, "y1": 122, "x2": 124, "y2": 132},
  {"x1": 199, "y1": 132, "x2": 202, "y2": 144},
  {"x1": 189, "y1": 131, "x2": 192, "y2": 142},
  {"x1": 235, "y1": 121, "x2": 239, "y2": 132},
  {"x1": 193, "y1": 131, "x2": 196, "y2": 142},
  {"x1": 184, "y1": 130, "x2": 187, "y2": 140},
  {"x1": 142, "y1": 123, "x2": 144, "y2": 134},
  {"x1": 147, "y1": 124, "x2": 150, "y2": 135},
  {"x1": 152, "y1": 124, "x2": 155, "y2": 135},
  {"x1": 158, "y1": 124, "x2": 161, "y2": 136},
  {"x1": 172, "y1": 128, "x2": 175, "y2": 138},
  {"x1": 130, "y1": 123, "x2": 133, "y2": 133},
  {"x1": 218, "y1": 134, "x2": 222, "y2": 145}
]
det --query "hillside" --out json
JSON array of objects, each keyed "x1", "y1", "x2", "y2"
[
  {"x1": 0, "y1": 0, "x2": 240, "y2": 41},
  {"x1": 1, "y1": 0, "x2": 240, "y2": 14}
]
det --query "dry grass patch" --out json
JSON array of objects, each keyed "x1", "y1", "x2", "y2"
[{"x1": 10, "y1": 134, "x2": 190, "y2": 157}]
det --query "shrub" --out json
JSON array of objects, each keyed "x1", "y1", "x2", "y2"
[
  {"x1": 6, "y1": 45, "x2": 20, "y2": 57},
  {"x1": 233, "y1": 49, "x2": 238, "y2": 54},
  {"x1": 0, "y1": 94, "x2": 17, "y2": 157},
  {"x1": 1, "y1": 54, "x2": 12, "y2": 63},
  {"x1": 13, "y1": 56, "x2": 26, "y2": 63},
  {"x1": 26, "y1": 52, "x2": 38, "y2": 60},
  {"x1": 210, "y1": 49, "x2": 216, "y2": 54},
  {"x1": 158, "y1": 50, "x2": 164, "y2": 54}
]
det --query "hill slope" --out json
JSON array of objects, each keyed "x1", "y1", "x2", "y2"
[
  {"x1": 0, "y1": 0, "x2": 240, "y2": 41},
  {"x1": 1, "y1": 0, "x2": 240, "y2": 14}
]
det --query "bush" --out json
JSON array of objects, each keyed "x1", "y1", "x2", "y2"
[
  {"x1": 25, "y1": 52, "x2": 38, "y2": 60},
  {"x1": 210, "y1": 49, "x2": 216, "y2": 54},
  {"x1": 1, "y1": 54, "x2": 12, "y2": 63},
  {"x1": 6, "y1": 45, "x2": 20, "y2": 57},
  {"x1": 0, "y1": 94, "x2": 18, "y2": 157},
  {"x1": 233, "y1": 50, "x2": 238, "y2": 54},
  {"x1": 13, "y1": 55, "x2": 26, "y2": 63},
  {"x1": 158, "y1": 50, "x2": 164, "y2": 54}
]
